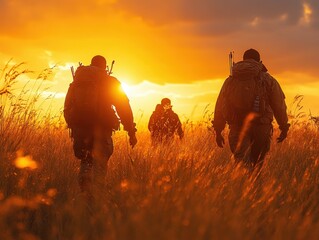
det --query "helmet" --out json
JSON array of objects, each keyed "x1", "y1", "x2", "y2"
[
  {"x1": 91, "y1": 55, "x2": 107, "y2": 69},
  {"x1": 243, "y1": 49, "x2": 260, "y2": 62}
]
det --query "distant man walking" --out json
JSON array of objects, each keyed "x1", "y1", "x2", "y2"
[
  {"x1": 148, "y1": 98, "x2": 184, "y2": 144},
  {"x1": 64, "y1": 55, "x2": 137, "y2": 195},
  {"x1": 213, "y1": 49, "x2": 290, "y2": 170}
]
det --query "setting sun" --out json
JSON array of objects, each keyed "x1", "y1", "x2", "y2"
[{"x1": 120, "y1": 82, "x2": 132, "y2": 96}]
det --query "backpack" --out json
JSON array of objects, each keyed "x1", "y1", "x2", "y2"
[
  {"x1": 225, "y1": 60, "x2": 267, "y2": 122},
  {"x1": 64, "y1": 65, "x2": 120, "y2": 129},
  {"x1": 151, "y1": 110, "x2": 180, "y2": 137}
]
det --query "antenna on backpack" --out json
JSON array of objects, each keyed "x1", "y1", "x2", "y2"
[
  {"x1": 229, "y1": 51, "x2": 234, "y2": 76},
  {"x1": 107, "y1": 60, "x2": 115, "y2": 75},
  {"x1": 70, "y1": 62, "x2": 82, "y2": 81},
  {"x1": 70, "y1": 66, "x2": 75, "y2": 81}
]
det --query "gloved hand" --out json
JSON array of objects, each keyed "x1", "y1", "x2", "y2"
[
  {"x1": 277, "y1": 123, "x2": 290, "y2": 143},
  {"x1": 277, "y1": 130, "x2": 288, "y2": 143},
  {"x1": 126, "y1": 123, "x2": 137, "y2": 148},
  {"x1": 129, "y1": 132, "x2": 137, "y2": 148},
  {"x1": 216, "y1": 131, "x2": 225, "y2": 148}
]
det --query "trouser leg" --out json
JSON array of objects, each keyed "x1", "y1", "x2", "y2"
[
  {"x1": 92, "y1": 132, "x2": 114, "y2": 191},
  {"x1": 229, "y1": 125, "x2": 251, "y2": 165},
  {"x1": 229, "y1": 123, "x2": 272, "y2": 171},
  {"x1": 72, "y1": 128, "x2": 114, "y2": 194},
  {"x1": 250, "y1": 124, "x2": 272, "y2": 168},
  {"x1": 79, "y1": 156, "x2": 93, "y2": 194},
  {"x1": 72, "y1": 130, "x2": 94, "y2": 194}
]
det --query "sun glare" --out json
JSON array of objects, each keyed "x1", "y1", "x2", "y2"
[
  {"x1": 121, "y1": 82, "x2": 133, "y2": 97},
  {"x1": 14, "y1": 150, "x2": 38, "y2": 170}
]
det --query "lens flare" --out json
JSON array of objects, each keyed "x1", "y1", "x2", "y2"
[{"x1": 14, "y1": 150, "x2": 38, "y2": 170}]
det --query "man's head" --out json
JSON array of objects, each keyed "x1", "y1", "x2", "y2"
[
  {"x1": 91, "y1": 55, "x2": 107, "y2": 69},
  {"x1": 161, "y1": 98, "x2": 172, "y2": 111},
  {"x1": 243, "y1": 49, "x2": 260, "y2": 62}
]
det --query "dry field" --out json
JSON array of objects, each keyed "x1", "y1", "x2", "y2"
[{"x1": 1, "y1": 63, "x2": 319, "y2": 240}]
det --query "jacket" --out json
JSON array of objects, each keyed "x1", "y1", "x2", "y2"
[{"x1": 213, "y1": 59, "x2": 289, "y2": 133}]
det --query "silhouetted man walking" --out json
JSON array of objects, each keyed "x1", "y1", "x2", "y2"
[
  {"x1": 213, "y1": 49, "x2": 290, "y2": 170},
  {"x1": 64, "y1": 55, "x2": 137, "y2": 196},
  {"x1": 148, "y1": 98, "x2": 184, "y2": 144}
]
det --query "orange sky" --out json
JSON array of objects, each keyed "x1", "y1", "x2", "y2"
[{"x1": 1, "y1": 0, "x2": 319, "y2": 122}]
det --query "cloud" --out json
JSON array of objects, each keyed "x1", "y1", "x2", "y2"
[
  {"x1": 0, "y1": 0, "x2": 116, "y2": 37},
  {"x1": 111, "y1": 0, "x2": 319, "y2": 79},
  {"x1": 114, "y1": 0, "x2": 319, "y2": 38},
  {"x1": 115, "y1": 0, "x2": 306, "y2": 27},
  {"x1": 2, "y1": 0, "x2": 308, "y2": 36}
]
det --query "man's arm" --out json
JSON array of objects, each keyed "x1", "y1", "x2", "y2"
[
  {"x1": 63, "y1": 83, "x2": 74, "y2": 127},
  {"x1": 266, "y1": 74, "x2": 290, "y2": 142},
  {"x1": 212, "y1": 78, "x2": 231, "y2": 148},
  {"x1": 111, "y1": 78, "x2": 137, "y2": 146},
  {"x1": 213, "y1": 78, "x2": 230, "y2": 133},
  {"x1": 267, "y1": 75, "x2": 289, "y2": 127}
]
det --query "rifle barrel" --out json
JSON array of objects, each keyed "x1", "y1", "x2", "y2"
[
  {"x1": 229, "y1": 52, "x2": 233, "y2": 76},
  {"x1": 109, "y1": 60, "x2": 115, "y2": 75},
  {"x1": 70, "y1": 66, "x2": 75, "y2": 80}
]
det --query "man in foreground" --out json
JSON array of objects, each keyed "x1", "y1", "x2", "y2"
[
  {"x1": 148, "y1": 98, "x2": 184, "y2": 144},
  {"x1": 213, "y1": 49, "x2": 290, "y2": 170},
  {"x1": 64, "y1": 55, "x2": 137, "y2": 195}
]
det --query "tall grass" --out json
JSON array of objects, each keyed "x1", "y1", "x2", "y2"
[{"x1": 1, "y1": 63, "x2": 319, "y2": 240}]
